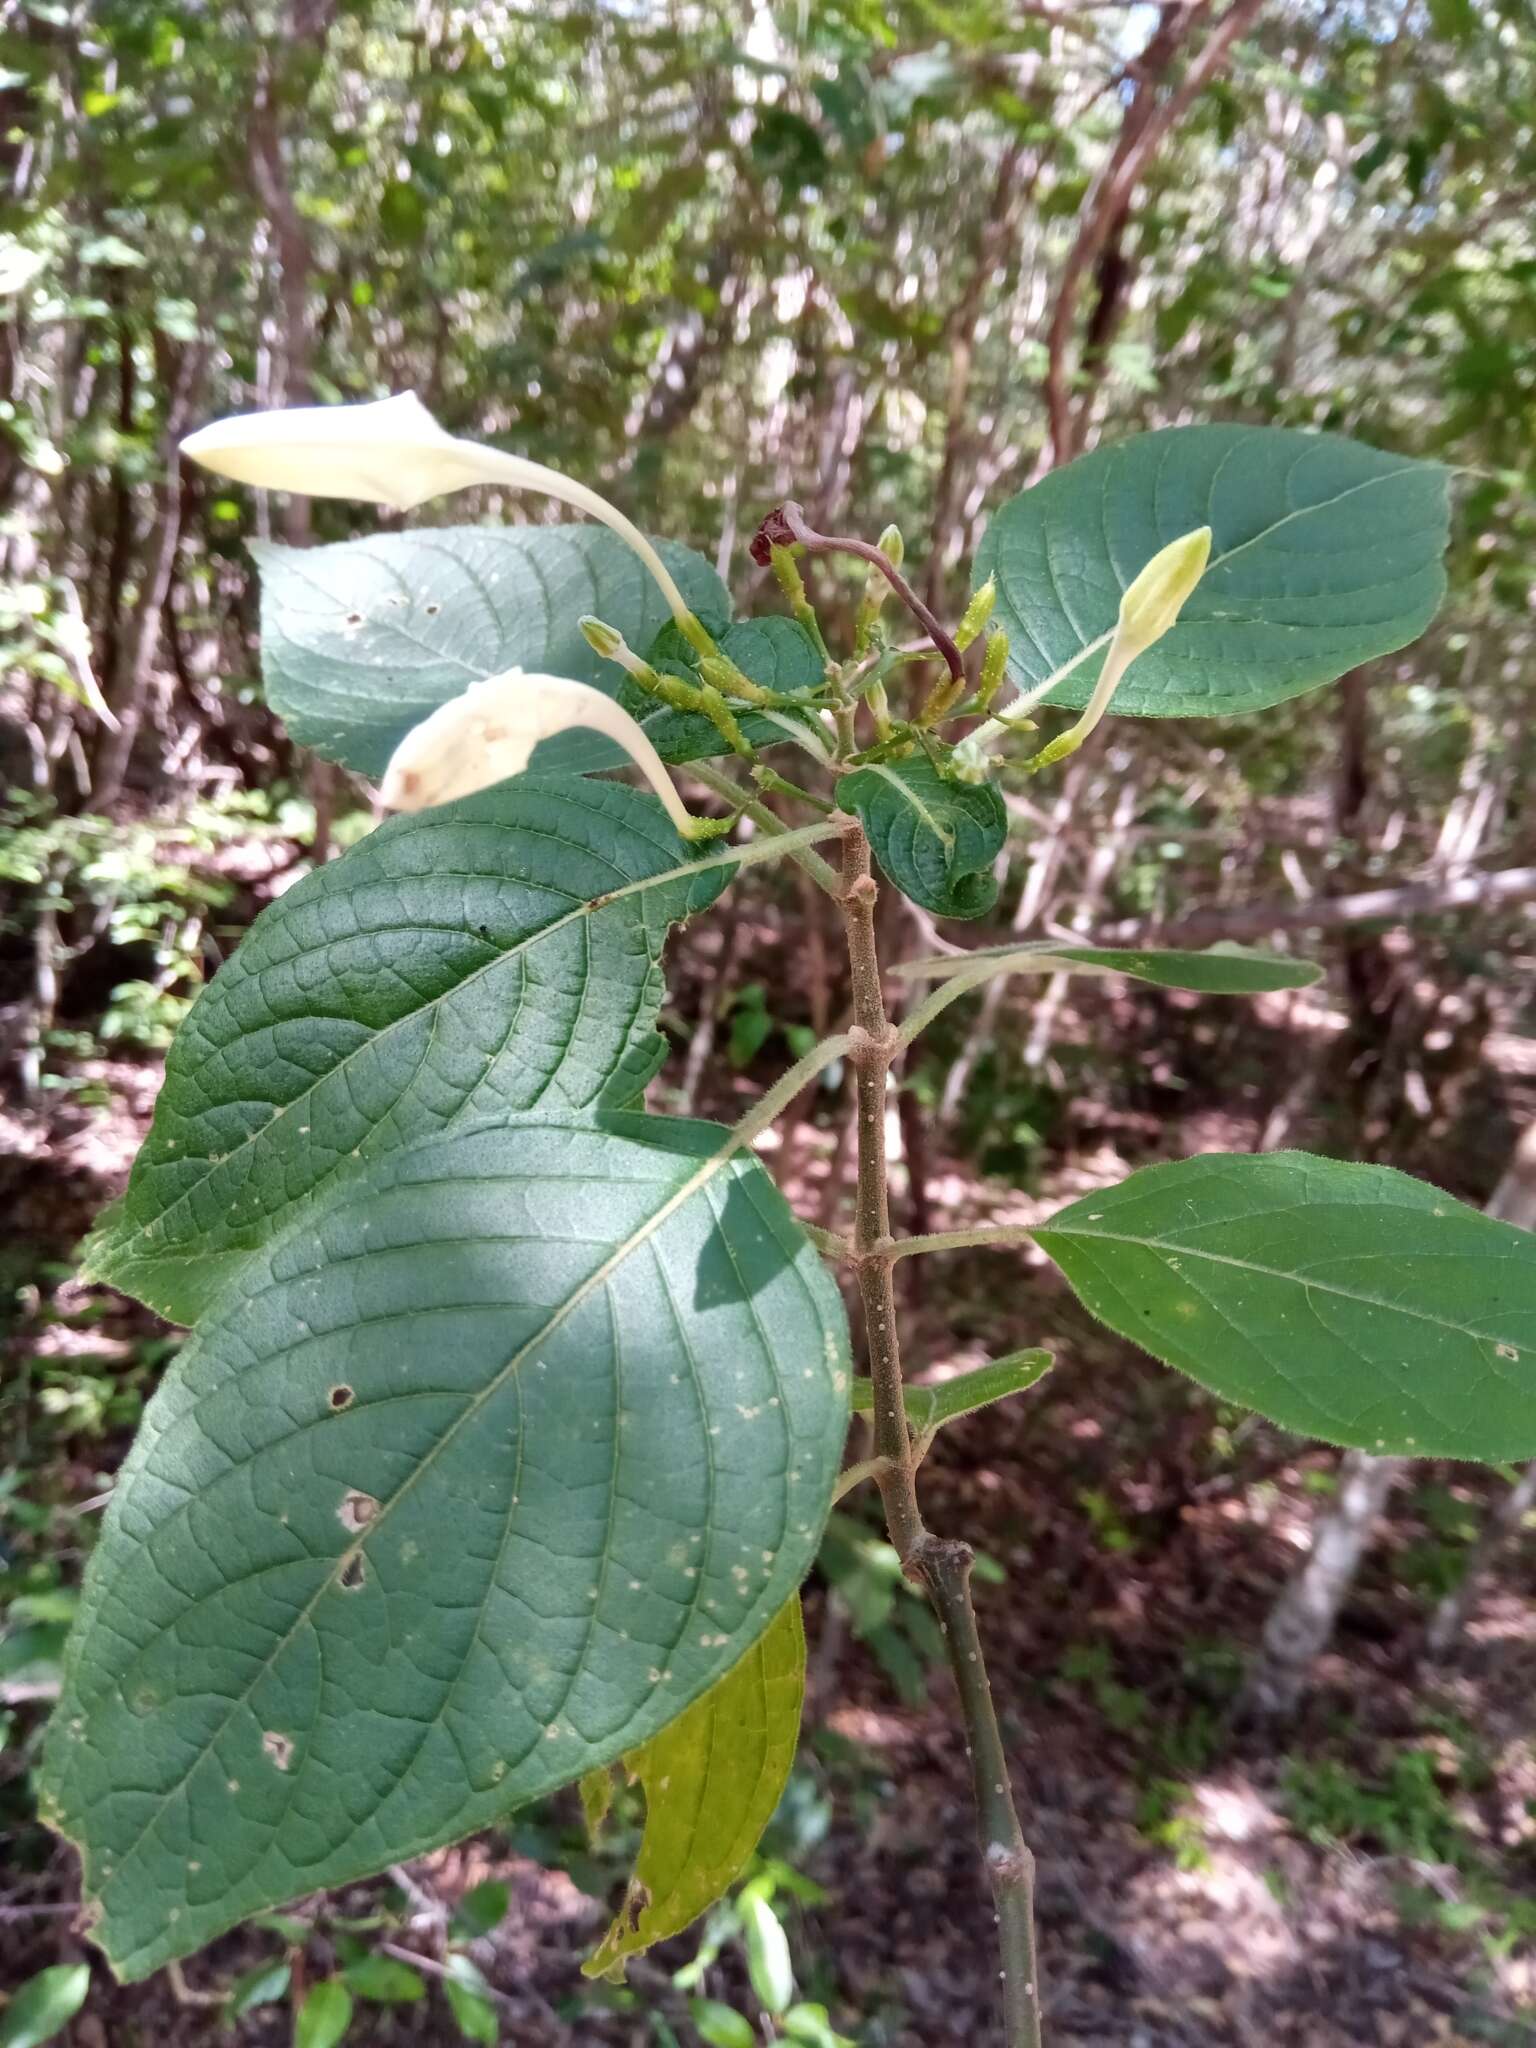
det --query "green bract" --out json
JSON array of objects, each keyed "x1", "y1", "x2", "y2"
[
  {"x1": 43, "y1": 1114, "x2": 849, "y2": 1979},
  {"x1": 977, "y1": 424, "x2": 1450, "y2": 718}
]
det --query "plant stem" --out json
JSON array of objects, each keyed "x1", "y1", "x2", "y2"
[
  {"x1": 761, "y1": 503, "x2": 966, "y2": 684},
  {"x1": 836, "y1": 816, "x2": 1043, "y2": 2047},
  {"x1": 888, "y1": 1224, "x2": 1037, "y2": 1262},
  {"x1": 687, "y1": 762, "x2": 843, "y2": 893}
]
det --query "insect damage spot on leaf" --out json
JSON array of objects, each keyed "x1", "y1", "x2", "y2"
[
  {"x1": 337, "y1": 1489, "x2": 378, "y2": 1532},
  {"x1": 328, "y1": 1384, "x2": 354, "y2": 1411},
  {"x1": 261, "y1": 1732, "x2": 294, "y2": 1771},
  {"x1": 339, "y1": 1556, "x2": 367, "y2": 1592}
]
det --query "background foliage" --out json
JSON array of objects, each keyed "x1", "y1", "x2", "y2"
[{"x1": 3, "y1": 0, "x2": 1536, "y2": 2043}]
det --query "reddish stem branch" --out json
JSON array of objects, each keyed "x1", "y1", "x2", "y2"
[{"x1": 753, "y1": 502, "x2": 966, "y2": 682}]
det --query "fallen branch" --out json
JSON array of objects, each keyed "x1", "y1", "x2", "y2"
[{"x1": 1097, "y1": 865, "x2": 1536, "y2": 944}]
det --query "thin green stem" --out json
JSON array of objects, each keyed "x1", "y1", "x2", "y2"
[
  {"x1": 893, "y1": 964, "x2": 999, "y2": 1050},
  {"x1": 686, "y1": 763, "x2": 843, "y2": 893},
  {"x1": 888, "y1": 1224, "x2": 1036, "y2": 1262},
  {"x1": 753, "y1": 764, "x2": 837, "y2": 814},
  {"x1": 728, "y1": 1029, "x2": 854, "y2": 1154}
]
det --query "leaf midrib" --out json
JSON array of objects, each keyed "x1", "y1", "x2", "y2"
[
  {"x1": 1038, "y1": 1219, "x2": 1529, "y2": 1347},
  {"x1": 83, "y1": 1121, "x2": 792, "y2": 1909},
  {"x1": 1016, "y1": 461, "x2": 1432, "y2": 697},
  {"x1": 105, "y1": 828, "x2": 729, "y2": 1264}
]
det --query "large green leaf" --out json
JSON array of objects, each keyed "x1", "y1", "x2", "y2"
[
  {"x1": 895, "y1": 941, "x2": 1322, "y2": 995},
  {"x1": 41, "y1": 1113, "x2": 850, "y2": 1980},
  {"x1": 585, "y1": 1595, "x2": 804, "y2": 1977},
  {"x1": 85, "y1": 777, "x2": 733, "y2": 1326},
  {"x1": 976, "y1": 425, "x2": 1450, "y2": 718},
  {"x1": 1035, "y1": 1153, "x2": 1536, "y2": 1460},
  {"x1": 253, "y1": 526, "x2": 728, "y2": 778},
  {"x1": 836, "y1": 758, "x2": 1006, "y2": 919}
]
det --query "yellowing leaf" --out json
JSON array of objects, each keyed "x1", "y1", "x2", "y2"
[{"x1": 584, "y1": 1597, "x2": 805, "y2": 1977}]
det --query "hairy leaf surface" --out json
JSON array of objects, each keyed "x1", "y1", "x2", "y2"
[
  {"x1": 585, "y1": 1595, "x2": 804, "y2": 1976},
  {"x1": 977, "y1": 426, "x2": 1450, "y2": 717},
  {"x1": 1036, "y1": 1153, "x2": 1536, "y2": 1459},
  {"x1": 43, "y1": 1115, "x2": 851, "y2": 1979},
  {"x1": 254, "y1": 527, "x2": 727, "y2": 777},
  {"x1": 836, "y1": 758, "x2": 1006, "y2": 919},
  {"x1": 86, "y1": 778, "x2": 731, "y2": 1325}
]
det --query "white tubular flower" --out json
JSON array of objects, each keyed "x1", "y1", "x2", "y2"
[
  {"x1": 180, "y1": 392, "x2": 702, "y2": 642},
  {"x1": 379, "y1": 668, "x2": 697, "y2": 837}
]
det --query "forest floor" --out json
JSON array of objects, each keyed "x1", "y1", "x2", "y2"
[{"x1": 4, "y1": 978, "x2": 1536, "y2": 2048}]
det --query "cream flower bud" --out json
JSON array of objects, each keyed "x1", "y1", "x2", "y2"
[
  {"x1": 181, "y1": 393, "x2": 701, "y2": 639},
  {"x1": 379, "y1": 669, "x2": 697, "y2": 838},
  {"x1": 1114, "y1": 525, "x2": 1212, "y2": 659},
  {"x1": 1023, "y1": 525, "x2": 1211, "y2": 773}
]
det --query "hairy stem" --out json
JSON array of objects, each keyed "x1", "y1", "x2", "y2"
[
  {"x1": 762, "y1": 503, "x2": 966, "y2": 683},
  {"x1": 837, "y1": 816, "x2": 1042, "y2": 2047},
  {"x1": 687, "y1": 763, "x2": 843, "y2": 893}
]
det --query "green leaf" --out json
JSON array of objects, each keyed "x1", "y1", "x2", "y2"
[
  {"x1": 895, "y1": 940, "x2": 1322, "y2": 996},
  {"x1": 0, "y1": 1965, "x2": 90, "y2": 2048},
  {"x1": 228, "y1": 1959, "x2": 292, "y2": 2017},
  {"x1": 584, "y1": 1597, "x2": 804, "y2": 1976},
  {"x1": 252, "y1": 527, "x2": 728, "y2": 778},
  {"x1": 42, "y1": 1113, "x2": 850, "y2": 1979},
  {"x1": 741, "y1": 1891, "x2": 795, "y2": 2014},
  {"x1": 783, "y1": 2004, "x2": 857, "y2": 2048},
  {"x1": 851, "y1": 1351, "x2": 1053, "y2": 1436},
  {"x1": 443, "y1": 1974, "x2": 498, "y2": 2046},
  {"x1": 450, "y1": 1879, "x2": 509, "y2": 1943},
  {"x1": 1035, "y1": 1153, "x2": 1536, "y2": 1460},
  {"x1": 294, "y1": 1981, "x2": 353, "y2": 2048},
  {"x1": 578, "y1": 1767, "x2": 615, "y2": 1844},
  {"x1": 85, "y1": 777, "x2": 731, "y2": 1323},
  {"x1": 976, "y1": 425, "x2": 1450, "y2": 718},
  {"x1": 689, "y1": 2001, "x2": 756, "y2": 2048},
  {"x1": 342, "y1": 1955, "x2": 425, "y2": 2003},
  {"x1": 836, "y1": 759, "x2": 1005, "y2": 919}
]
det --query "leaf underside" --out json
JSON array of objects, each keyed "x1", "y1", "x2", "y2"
[
  {"x1": 977, "y1": 424, "x2": 1451, "y2": 718},
  {"x1": 585, "y1": 1594, "x2": 805, "y2": 1976},
  {"x1": 253, "y1": 526, "x2": 728, "y2": 778},
  {"x1": 1037, "y1": 1152, "x2": 1536, "y2": 1460},
  {"x1": 86, "y1": 776, "x2": 728, "y2": 1325},
  {"x1": 42, "y1": 1114, "x2": 851, "y2": 1980}
]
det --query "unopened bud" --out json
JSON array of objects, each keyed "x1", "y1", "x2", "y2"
[
  {"x1": 956, "y1": 577, "x2": 996, "y2": 652},
  {"x1": 579, "y1": 616, "x2": 625, "y2": 661},
  {"x1": 1116, "y1": 526, "x2": 1212, "y2": 658},
  {"x1": 877, "y1": 524, "x2": 904, "y2": 569}
]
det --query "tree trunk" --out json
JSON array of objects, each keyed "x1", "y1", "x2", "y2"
[
  {"x1": 1425, "y1": 1124, "x2": 1536, "y2": 1656},
  {"x1": 1244, "y1": 1124, "x2": 1536, "y2": 1715},
  {"x1": 1243, "y1": 1449, "x2": 1408, "y2": 1719}
]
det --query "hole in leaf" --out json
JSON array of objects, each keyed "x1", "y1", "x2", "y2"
[
  {"x1": 424, "y1": 601, "x2": 440, "y2": 616},
  {"x1": 328, "y1": 1384, "x2": 354, "y2": 1411},
  {"x1": 345, "y1": 612, "x2": 363, "y2": 626},
  {"x1": 340, "y1": 1555, "x2": 367, "y2": 1592},
  {"x1": 337, "y1": 1488, "x2": 378, "y2": 1532}
]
